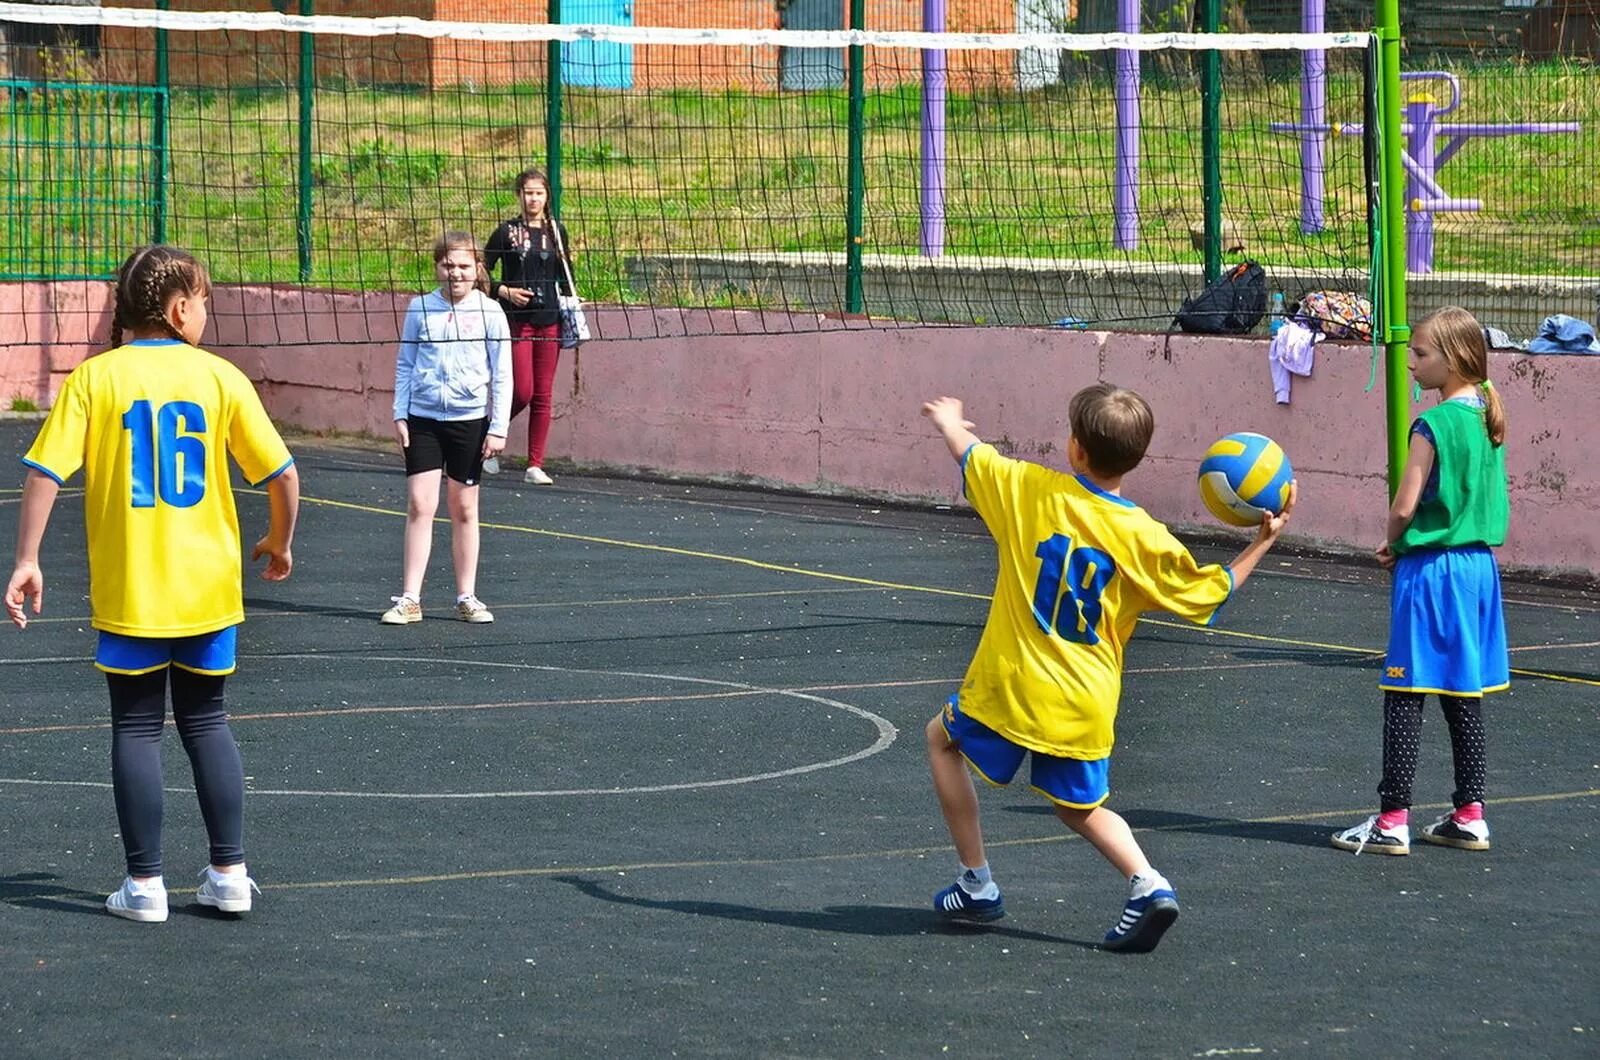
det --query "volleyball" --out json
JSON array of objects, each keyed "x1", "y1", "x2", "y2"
[{"x1": 1197, "y1": 432, "x2": 1294, "y2": 527}]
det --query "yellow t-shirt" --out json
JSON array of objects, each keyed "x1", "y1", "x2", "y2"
[
  {"x1": 23, "y1": 340, "x2": 293, "y2": 638},
  {"x1": 958, "y1": 443, "x2": 1233, "y2": 759}
]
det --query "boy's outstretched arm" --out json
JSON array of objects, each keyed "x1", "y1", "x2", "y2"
[
  {"x1": 6, "y1": 470, "x2": 61, "y2": 629},
  {"x1": 251, "y1": 463, "x2": 300, "y2": 582},
  {"x1": 1226, "y1": 480, "x2": 1298, "y2": 590},
  {"x1": 921, "y1": 396, "x2": 982, "y2": 462}
]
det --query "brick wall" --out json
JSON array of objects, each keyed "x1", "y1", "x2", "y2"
[
  {"x1": 89, "y1": 0, "x2": 1023, "y2": 92},
  {"x1": 101, "y1": 0, "x2": 433, "y2": 88}
]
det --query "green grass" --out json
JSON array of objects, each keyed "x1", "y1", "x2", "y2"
[
  {"x1": 8, "y1": 396, "x2": 40, "y2": 412},
  {"x1": 1, "y1": 57, "x2": 1595, "y2": 302}
]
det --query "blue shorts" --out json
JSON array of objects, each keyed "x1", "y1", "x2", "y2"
[
  {"x1": 1381, "y1": 546, "x2": 1508, "y2": 697},
  {"x1": 96, "y1": 627, "x2": 238, "y2": 676},
  {"x1": 941, "y1": 695, "x2": 1110, "y2": 809}
]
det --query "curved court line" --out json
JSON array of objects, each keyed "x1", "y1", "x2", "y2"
[
  {"x1": 0, "y1": 659, "x2": 1316, "y2": 737},
  {"x1": 0, "y1": 655, "x2": 899, "y2": 798},
  {"x1": 148, "y1": 787, "x2": 1595, "y2": 894}
]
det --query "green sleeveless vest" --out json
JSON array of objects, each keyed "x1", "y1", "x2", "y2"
[{"x1": 1395, "y1": 399, "x2": 1508, "y2": 553}]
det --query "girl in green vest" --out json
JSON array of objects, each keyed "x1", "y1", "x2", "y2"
[{"x1": 1333, "y1": 306, "x2": 1509, "y2": 856}]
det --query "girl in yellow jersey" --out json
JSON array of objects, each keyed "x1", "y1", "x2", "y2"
[{"x1": 6, "y1": 245, "x2": 300, "y2": 923}]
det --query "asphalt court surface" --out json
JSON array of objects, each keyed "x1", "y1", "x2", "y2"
[{"x1": 0, "y1": 419, "x2": 1596, "y2": 1058}]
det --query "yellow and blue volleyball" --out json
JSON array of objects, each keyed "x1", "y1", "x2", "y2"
[{"x1": 1197, "y1": 432, "x2": 1294, "y2": 527}]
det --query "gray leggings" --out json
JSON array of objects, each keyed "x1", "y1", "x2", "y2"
[
  {"x1": 1378, "y1": 690, "x2": 1488, "y2": 813},
  {"x1": 108, "y1": 668, "x2": 245, "y2": 877}
]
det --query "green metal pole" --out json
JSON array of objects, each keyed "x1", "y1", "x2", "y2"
[
  {"x1": 1376, "y1": 0, "x2": 1409, "y2": 495},
  {"x1": 844, "y1": 0, "x2": 865, "y2": 314},
  {"x1": 297, "y1": 0, "x2": 314, "y2": 282},
  {"x1": 1199, "y1": 0, "x2": 1221, "y2": 283},
  {"x1": 153, "y1": 0, "x2": 168, "y2": 244},
  {"x1": 546, "y1": 0, "x2": 563, "y2": 216}
]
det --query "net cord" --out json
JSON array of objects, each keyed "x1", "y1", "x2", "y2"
[{"x1": 0, "y1": 3, "x2": 1373, "y2": 53}]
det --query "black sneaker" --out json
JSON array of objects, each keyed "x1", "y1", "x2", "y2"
[
  {"x1": 1331, "y1": 815, "x2": 1410, "y2": 855},
  {"x1": 1418, "y1": 813, "x2": 1490, "y2": 851}
]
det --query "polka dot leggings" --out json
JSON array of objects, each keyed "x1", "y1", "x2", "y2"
[{"x1": 1378, "y1": 691, "x2": 1488, "y2": 812}]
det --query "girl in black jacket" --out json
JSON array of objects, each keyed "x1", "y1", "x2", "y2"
[{"x1": 483, "y1": 167, "x2": 574, "y2": 484}]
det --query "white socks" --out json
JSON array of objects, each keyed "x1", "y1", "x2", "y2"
[
  {"x1": 1129, "y1": 869, "x2": 1171, "y2": 898},
  {"x1": 957, "y1": 863, "x2": 998, "y2": 900}
]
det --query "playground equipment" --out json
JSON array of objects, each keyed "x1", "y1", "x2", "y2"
[{"x1": 1267, "y1": 67, "x2": 1580, "y2": 273}]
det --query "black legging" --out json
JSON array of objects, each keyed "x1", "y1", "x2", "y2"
[
  {"x1": 1377, "y1": 690, "x2": 1488, "y2": 812},
  {"x1": 108, "y1": 668, "x2": 245, "y2": 877}
]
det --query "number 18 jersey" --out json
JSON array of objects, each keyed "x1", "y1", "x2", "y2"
[
  {"x1": 958, "y1": 443, "x2": 1233, "y2": 759},
  {"x1": 22, "y1": 339, "x2": 294, "y2": 638}
]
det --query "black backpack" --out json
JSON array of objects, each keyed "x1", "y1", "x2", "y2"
[{"x1": 1174, "y1": 261, "x2": 1268, "y2": 335}]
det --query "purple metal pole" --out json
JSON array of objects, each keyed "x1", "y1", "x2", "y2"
[
  {"x1": 1300, "y1": 0, "x2": 1326, "y2": 233},
  {"x1": 1406, "y1": 95, "x2": 1436, "y2": 272},
  {"x1": 920, "y1": 0, "x2": 947, "y2": 257},
  {"x1": 1113, "y1": 0, "x2": 1140, "y2": 249}
]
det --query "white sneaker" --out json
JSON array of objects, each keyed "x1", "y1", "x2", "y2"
[
  {"x1": 456, "y1": 595, "x2": 495, "y2": 623},
  {"x1": 381, "y1": 595, "x2": 422, "y2": 625},
  {"x1": 524, "y1": 466, "x2": 553, "y2": 485},
  {"x1": 106, "y1": 876, "x2": 168, "y2": 923},
  {"x1": 196, "y1": 867, "x2": 259, "y2": 914},
  {"x1": 1331, "y1": 815, "x2": 1410, "y2": 855},
  {"x1": 482, "y1": 456, "x2": 500, "y2": 475}
]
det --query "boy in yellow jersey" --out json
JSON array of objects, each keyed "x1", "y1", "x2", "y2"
[
  {"x1": 922, "y1": 385, "x2": 1295, "y2": 953},
  {"x1": 6, "y1": 245, "x2": 299, "y2": 924}
]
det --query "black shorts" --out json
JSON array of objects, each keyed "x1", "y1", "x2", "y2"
[{"x1": 403, "y1": 416, "x2": 488, "y2": 484}]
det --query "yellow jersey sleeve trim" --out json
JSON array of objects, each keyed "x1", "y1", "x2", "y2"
[
  {"x1": 250, "y1": 457, "x2": 295, "y2": 488},
  {"x1": 20, "y1": 457, "x2": 65, "y2": 486},
  {"x1": 1206, "y1": 566, "x2": 1237, "y2": 627}
]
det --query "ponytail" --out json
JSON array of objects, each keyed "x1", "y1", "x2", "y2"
[{"x1": 1481, "y1": 379, "x2": 1507, "y2": 448}]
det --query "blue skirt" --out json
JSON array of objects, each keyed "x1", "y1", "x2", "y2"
[{"x1": 1380, "y1": 545, "x2": 1508, "y2": 696}]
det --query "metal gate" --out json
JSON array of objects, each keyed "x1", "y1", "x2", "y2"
[
  {"x1": 779, "y1": 0, "x2": 844, "y2": 91},
  {"x1": 562, "y1": 0, "x2": 634, "y2": 90}
]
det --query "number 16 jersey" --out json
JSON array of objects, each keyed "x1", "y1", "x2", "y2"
[
  {"x1": 23, "y1": 339, "x2": 294, "y2": 638},
  {"x1": 959, "y1": 443, "x2": 1233, "y2": 760}
]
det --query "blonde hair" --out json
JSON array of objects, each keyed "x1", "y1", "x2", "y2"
[
  {"x1": 110, "y1": 245, "x2": 211, "y2": 347},
  {"x1": 1069, "y1": 382, "x2": 1155, "y2": 476},
  {"x1": 1415, "y1": 306, "x2": 1507, "y2": 447},
  {"x1": 432, "y1": 230, "x2": 491, "y2": 295}
]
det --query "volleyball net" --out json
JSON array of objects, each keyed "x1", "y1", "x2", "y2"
[{"x1": 0, "y1": 4, "x2": 1390, "y2": 347}]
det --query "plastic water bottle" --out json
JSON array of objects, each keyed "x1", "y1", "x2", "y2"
[{"x1": 1268, "y1": 291, "x2": 1287, "y2": 336}]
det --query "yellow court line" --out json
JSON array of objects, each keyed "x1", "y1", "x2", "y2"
[
  {"x1": 238, "y1": 787, "x2": 1598, "y2": 893},
  {"x1": 295, "y1": 492, "x2": 990, "y2": 600},
  {"x1": 8, "y1": 585, "x2": 885, "y2": 627},
  {"x1": 249, "y1": 492, "x2": 1595, "y2": 690}
]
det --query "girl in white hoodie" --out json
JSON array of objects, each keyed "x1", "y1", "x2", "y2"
[{"x1": 383, "y1": 231, "x2": 512, "y2": 625}]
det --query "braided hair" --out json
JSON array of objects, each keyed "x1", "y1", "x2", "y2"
[{"x1": 109, "y1": 245, "x2": 211, "y2": 348}]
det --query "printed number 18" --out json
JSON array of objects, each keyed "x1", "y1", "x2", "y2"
[
  {"x1": 1031, "y1": 533, "x2": 1115, "y2": 645},
  {"x1": 122, "y1": 400, "x2": 208, "y2": 508}
]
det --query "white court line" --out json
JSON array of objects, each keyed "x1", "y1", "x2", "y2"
[{"x1": 0, "y1": 655, "x2": 899, "y2": 799}]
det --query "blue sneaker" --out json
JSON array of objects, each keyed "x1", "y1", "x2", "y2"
[
  {"x1": 1102, "y1": 885, "x2": 1180, "y2": 953},
  {"x1": 933, "y1": 880, "x2": 1005, "y2": 924}
]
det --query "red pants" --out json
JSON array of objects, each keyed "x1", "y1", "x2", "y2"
[{"x1": 511, "y1": 321, "x2": 561, "y2": 466}]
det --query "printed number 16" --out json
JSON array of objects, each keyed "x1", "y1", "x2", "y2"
[
  {"x1": 122, "y1": 400, "x2": 208, "y2": 508},
  {"x1": 1031, "y1": 533, "x2": 1115, "y2": 645}
]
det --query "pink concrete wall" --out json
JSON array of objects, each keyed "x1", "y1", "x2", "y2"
[{"x1": 4, "y1": 282, "x2": 1598, "y2": 580}]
